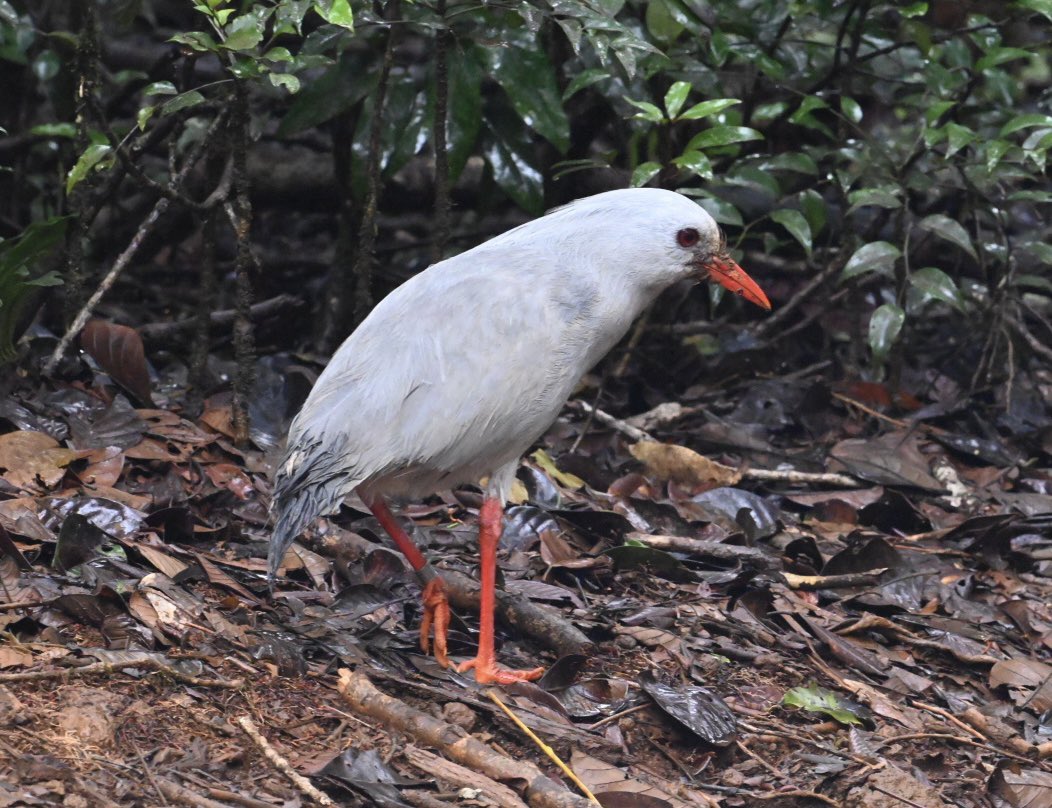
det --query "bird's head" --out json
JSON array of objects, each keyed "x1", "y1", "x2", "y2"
[{"x1": 547, "y1": 188, "x2": 771, "y2": 311}]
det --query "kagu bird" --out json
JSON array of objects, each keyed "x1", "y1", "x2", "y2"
[{"x1": 269, "y1": 188, "x2": 770, "y2": 683}]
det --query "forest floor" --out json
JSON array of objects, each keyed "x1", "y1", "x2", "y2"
[{"x1": 1, "y1": 317, "x2": 1051, "y2": 808}]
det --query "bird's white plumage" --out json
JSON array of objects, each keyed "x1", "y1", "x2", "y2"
[{"x1": 270, "y1": 189, "x2": 724, "y2": 575}]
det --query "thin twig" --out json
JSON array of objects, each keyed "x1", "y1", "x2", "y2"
[
  {"x1": 237, "y1": 715, "x2": 335, "y2": 806},
  {"x1": 487, "y1": 690, "x2": 601, "y2": 805}
]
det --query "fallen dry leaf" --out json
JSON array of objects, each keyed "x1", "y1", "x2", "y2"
[
  {"x1": 0, "y1": 431, "x2": 80, "y2": 491},
  {"x1": 630, "y1": 440, "x2": 741, "y2": 487}
]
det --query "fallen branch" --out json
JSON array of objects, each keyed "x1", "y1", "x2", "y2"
[
  {"x1": 153, "y1": 776, "x2": 237, "y2": 808},
  {"x1": 338, "y1": 670, "x2": 595, "y2": 808},
  {"x1": 782, "y1": 569, "x2": 888, "y2": 590},
  {"x1": 404, "y1": 746, "x2": 527, "y2": 808},
  {"x1": 442, "y1": 568, "x2": 592, "y2": 657},
  {"x1": 0, "y1": 657, "x2": 243, "y2": 687},
  {"x1": 627, "y1": 532, "x2": 776, "y2": 569},
  {"x1": 236, "y1": 715, "x2": 335, "y2": 807}
]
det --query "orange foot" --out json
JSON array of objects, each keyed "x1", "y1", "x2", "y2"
[
  {"x1": 419, "y1": 577, "x2": 451, "y2": 668},
  {"x1": 456, "y1": 656, "x2": 545, "y2": 685}
]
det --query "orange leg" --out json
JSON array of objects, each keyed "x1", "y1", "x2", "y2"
[
  {"x1": 456, "y1": 497, "x2": 544, "y2": 684},
  {"x1": 367, "y1": 496, "x2": 450, "y2": 668}
]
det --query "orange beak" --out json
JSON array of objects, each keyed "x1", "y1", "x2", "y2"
[{"x1": 702, "y1": 254, "x2": 771, "y2": 310}]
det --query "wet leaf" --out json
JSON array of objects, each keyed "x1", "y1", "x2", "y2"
[
  {"x1": 770, "y1": 208, "x2": 812, "y2": 255},
  {"x1": 868, "y1": 303, "x2": 905, "y2": 360},
  {"x1": 689, "y1": 487, "x2": 780, "y2": 538},
  {"x1": 641, "y1": 675, "x2": 737, "y2": 745},
  {"x1": 917, "y1": 214, "x2": 977, "y2": 259},
  {"x1": 842, "y1": 241, "x2": 900, "y2": 280},
  {"x1": 490, "y1": 46, "x2": 569, "y2": 152},
  {"x1": 908, "y1": 266, "x2": 965, "y2": 310}
]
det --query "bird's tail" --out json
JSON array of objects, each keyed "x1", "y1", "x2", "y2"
[{"x1": 268, "y1": 478, "x2": 348, "y2": 585}]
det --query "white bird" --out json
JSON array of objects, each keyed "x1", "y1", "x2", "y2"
[{"x1": 269, "y1": 188, "x2": 770, "y2": 683}]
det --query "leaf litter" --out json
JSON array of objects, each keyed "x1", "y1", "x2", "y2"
[{"x1": 0, "y1": 341, "x2": 1049, "y2": 808}]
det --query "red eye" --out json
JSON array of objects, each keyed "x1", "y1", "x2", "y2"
[{"x1": 677, "y1": 228, "x2": 700, "y2": 248}]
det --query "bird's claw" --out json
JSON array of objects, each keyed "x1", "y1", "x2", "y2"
[
  {"x1": 419, "y1": 577, "x2": 451, "y2": 668},
  {"x1": 456, "y1": 657, "x2": 545, "y2": 685}
]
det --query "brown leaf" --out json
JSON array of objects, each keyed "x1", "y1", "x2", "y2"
[
  {"x1": 0, "y1": 431, "x2": 80, "y2": 491},
  {"x1": 990, "y1": 659, "x2": 1052, "y2": 712},
  {"x1": 630, "y1": 441, "x2": 741, "y2": 488},
  {"x1": 830, "y1": 432, "x2": 943, "y2": 491},
  {"x1": 80, "y1": 319, "x2": 154, "y2": 405}
]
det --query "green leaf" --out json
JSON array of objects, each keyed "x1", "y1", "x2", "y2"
[
  {"x1": 842, "y1": 241, "x2": 900, "y2": 280},
  {"x1": 66, "y1": 144, "x2": 113, "y2": 195},
  {"x1": 483, "y1": 98, "x2": 544, "y2": 214},
  {"x1": 790, "y1": 95, "x2": 833, "y2": 138},
  {"x1": 1010, "y1": 190, "x2": 1052, "y2": 203},
  {"x1": 762, "y1": 152, "x2": 818, "y2": 175},
  {"x1": 625, "y1": 98, "x2": 666, "y2": 123},
  {"x1": 664, "y1": 81, "x2": 691, "y2": 119},
  {"x1": 168, "y1": 31, "x2": 219, "y2": 52},
  {"x1": 491, "y1": 46, "x2": 570, "y2": 152},
  {"x1": 909, "y1": 267, "x2": 965, "y2": 310},
  {"x1": 142, "y1": 81, "x2": 177, "y2": 97},
  {"x1": 265, "y1": 46, "x2": 294, "y2": 63},
  {"x1": 868, "y1": 303, "x2": 905, "y2": 360},
  {"x1": 984, "y1": 140, "x2": 1014, "y2": 172},
  {"x1": 900, "y1": 2, "x2": 929, "y2": 17},
  {"x1": 924, "y1": 100, "x2": 955, "y2": 125},
  {"x1": 976, "y1": 46, "x2": 1031, "y2": 72},
  {"x1": 1016, "y1": 0, "x2": 1052, "y2": 22},
  {"x1": 799, "y1": 189, "x2": 826, "y2": 235},
  {"x1": 1020, "y1": 241, "x2": 1052, "y2": 265},
  {"x1": 917, "y1": 214, "x2": 977, "y2": 259},
  {"x1": 645, "y1": 0, "x2": 684, "y2": 42},
  {"x1": 840, "y1": 96, "x2": 862, "y2": 124},
  {"x1": 29, "y1": 123, "x2": 76, "y2": 139},
  {"x1": 1001, "y1": 114, "x2": 1052, "y2": 136},
  {"x1": 847, "y1": 187, "x2": 902, "y2": 213},
  {"x1": 221, "y1": 24, "x2": 263, "y2": 52},
  {"x1": 630, "y1": 161, "x2": 662, "y2": 188},
  {"x1": 677, "y1": 97, "x2": 740, "y2": 121},
  {"x1": 770, "y1": 209, "x2": 812, "y2": 256},
  {"x1": 671, "y1": 150, "x2": 712, "y2": 180},
  {"x1": 136, "y1": 105, "x2": 155, "y2": 131},
  {"x1": 447, "y1": 47, "x2": 484, "y2": 182},
  {"x1": 691, "y1": 195, "x2": 743, "y2": 227},
  {"x1": 0, "y1": 216, "x2": 69, "y2": 364},
  {"x1": 563, "y1": 68, "x2": 607, "y2": 101},
  {"x1": 783, "y1": 685, "x2": 864, "y2": 726},
  {"x1": 269, "y1": 73, "x2": 300, "y2": 93},
  {"x1": 160, "y1": 90, "x2": 205, "y2": 116},
  {"x1": 944, "y1": 122, "x2": 974, "y2": 159},
  {"x1": 685, "y1": 125, "x2": 762, "y2": 152},
  {"x1": 313, "y1": 0, "x2": 354, "y2": 31}
]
